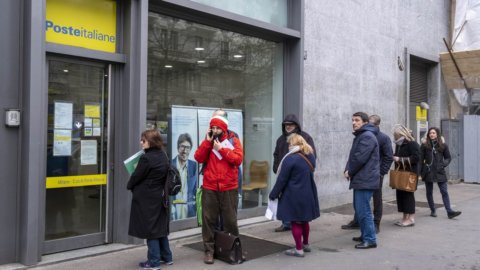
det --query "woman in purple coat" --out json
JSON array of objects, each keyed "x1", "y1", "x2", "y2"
[{"x1": 269, "y1": 134, "x2": 320, "y2": 258}]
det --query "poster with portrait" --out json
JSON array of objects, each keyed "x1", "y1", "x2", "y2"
[
  {"x1": 197, "y1": 108, "x2": 244, "y2": 203},
  {"x1": 170, "y1": 106, "x2": 199, "y2": 221},
  {"x1": 171, "y1": 106, "x2": 245, "y2": 220}
]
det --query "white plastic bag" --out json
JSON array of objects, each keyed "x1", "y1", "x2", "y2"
[{"x1": 265, "y1": 199, "x2": 278, "y2": 220}]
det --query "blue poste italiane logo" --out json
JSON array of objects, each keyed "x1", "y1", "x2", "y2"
[{"x1": 46, "y1": 20, "x2": 115, "y2": 43}]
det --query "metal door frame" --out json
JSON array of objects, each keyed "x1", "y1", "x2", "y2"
[{"x1": 43, "y1": 56, "x2": 114, "y2": 254}]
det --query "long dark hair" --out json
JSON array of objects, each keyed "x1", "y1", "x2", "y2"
[
  {"x1": 425, "y1": 127, "x2": 445, "y2": 151},
  {"x1": 141, "y1": 129, "x2": 164, "y2": 149}
]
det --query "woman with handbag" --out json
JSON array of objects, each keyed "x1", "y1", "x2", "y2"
[
  {"x1": 392, "y1": 125, "x2": 420, "y2": 227},
  {"x1": 419, "y1": 127, "x2": 461, "y2": 219},
  {"x1": 127, "y1": 129, "x2": 173, "y2": 270},
  {"x1": 269, "y1": 134, "x2": 320, "y2": 258}
]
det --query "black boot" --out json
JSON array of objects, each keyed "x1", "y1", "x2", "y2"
[
  {"x1": 447, "y1": 211, "x2": 462, "y2": 219},
  {"x1": 341, "y1": 220, "x2": 359, "y2": 230}
]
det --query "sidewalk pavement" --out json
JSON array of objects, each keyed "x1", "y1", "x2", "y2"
[{"x1": 4, "y1": 182, "x2": 480, "y2": 270}]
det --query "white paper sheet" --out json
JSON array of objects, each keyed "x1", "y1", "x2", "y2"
[{"x1": 265, "y1": 199, "x2": 278, "y2": 220}]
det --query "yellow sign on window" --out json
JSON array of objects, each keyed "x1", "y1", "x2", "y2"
[
  {"x1": 46, "y1": 0, "x2": 117, "y2": 53},
  {"x1": 416, "y1": 106, "x2": 427, "y2": 121},
  {"x1": 46, "y1": 174, "x2": 107, "y2": 189},
  {"x1": 85, "y1": 104, "x2": 101, "y2": 118}
]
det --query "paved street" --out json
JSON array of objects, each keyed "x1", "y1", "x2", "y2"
[{"x1": 6, "y1": 182, "x2": 480, "y2": 270}]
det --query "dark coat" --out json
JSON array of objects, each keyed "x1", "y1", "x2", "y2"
[
  {"x1": 394, "y1": 140, "x2": 420, "y2": 174},
  {"x1": 419, "y1": 140, "x2": 451, "y2": 183},
  {"x1": 269, "y1": 153, "x2": 320, "y2": 222},
  {"x1": 127, "y1": 148, "x2": 170, "y2": 239},
  {"x1": 374, "y1": 127, "x2": 394, "y2": 177},
  {"x1": 345, "y1": 123, "x2": 380, "y2": 190},
  {"x1": 171, "y1": 157, "x2": 198, "y2": 218},
  {"x1": 273, "y1": 114, "x2": 317, "y2": 173}
]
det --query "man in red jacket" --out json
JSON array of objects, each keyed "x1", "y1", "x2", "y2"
[{"x1": 194, "y1": 115, "x2": 243, "y2": 264}]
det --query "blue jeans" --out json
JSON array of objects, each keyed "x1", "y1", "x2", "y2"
[
  {"x1": 353, "y1": 189, "x2": 376, "y2": 244},
  {"x1": 425, "y1": 181, "x2": 452, "y2": 213},
  {"x1": 147, "y1": 237, "x2": 172, "y2": 266}
]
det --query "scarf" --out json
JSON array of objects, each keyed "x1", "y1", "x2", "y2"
[
  {"x1": 394, "y1": 136, "x2": 405, "y2": 146},
  {"x1": 276, "y1": 145, "x2": 300, "y2": 177}
]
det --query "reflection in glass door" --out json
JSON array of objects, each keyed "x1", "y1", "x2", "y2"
[{"x1": 45, "y1": 59, "x2": 110, "y2": 253}]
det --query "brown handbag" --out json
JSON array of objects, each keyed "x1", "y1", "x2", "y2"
[
  {"x1": 389, "y1": 159, "x2": 418, "y2": 192},
  {"x1": 214, "y1": 231, "x2": 245, "y2": 264}
]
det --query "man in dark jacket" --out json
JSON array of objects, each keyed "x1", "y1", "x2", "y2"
[
  {"x1": 344, "y1": 112, "x2": 380, "y2": 249},
  {"x1": 273, "y1": 114, "x2": 316, "y2": 232},
  {"x1": 342, "y1": 115, "x2": 393, "y2": 232}
]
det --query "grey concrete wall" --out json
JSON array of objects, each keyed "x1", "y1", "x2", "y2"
[
  {"x1": 303, "y1": 0, "x2": 450, "y2": 208},
  {"x1": 0, "y1": 0, "x2": 20, "y2": 264}
]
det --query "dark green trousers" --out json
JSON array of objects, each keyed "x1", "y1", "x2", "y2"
[{"x1": 202, "y1": 188, "x2": 238, "y2": 253}]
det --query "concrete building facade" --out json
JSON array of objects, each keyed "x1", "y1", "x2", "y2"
[{"x1": 303, "y1": 1, "x2": 450, "y2": 208}]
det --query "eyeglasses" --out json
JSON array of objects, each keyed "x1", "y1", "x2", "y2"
[
  {"x1": 140, "y1": 139, "x2": 146, "y2": 143},
  {"x1": 179, "y1": 145, "x2": 191, "y2": 151}
]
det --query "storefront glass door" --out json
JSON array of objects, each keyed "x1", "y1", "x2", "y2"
[{"x1": 45, "y1": 59, "x2": 110, "y2": 253}]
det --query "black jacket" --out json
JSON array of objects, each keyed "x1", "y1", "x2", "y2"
[
  {"x1": 127, "y1": 148, "x2": 170, "y2": 239},
  {"x1": 419, "y1": 139, "x2": 451, "y2": 183},
  {"x1": 345, "y1": 123, "x2": 380, "y2": 190},
  {"x1": 374, "y1": 127, "x2": 394, "y2": 176},
  {"x1": 273, "y1": 114, "x2": 316, "y2": 173},
  {"x1": 394, "y1": 140, "x2": 420, "y2": 175}
]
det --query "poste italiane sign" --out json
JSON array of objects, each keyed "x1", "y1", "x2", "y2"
[{"x1": 46, "y1": 0, "x2": 117, "y2": 53}]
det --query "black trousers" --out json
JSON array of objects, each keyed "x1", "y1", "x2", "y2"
[
  {"x1": 202, "y1": 188, "x2": 238, "y2": 253},
  {"x1": 372, "y1": 176, "x2": 384, "y2": 224}
]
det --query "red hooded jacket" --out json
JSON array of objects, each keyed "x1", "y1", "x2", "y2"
[{"x1": 194, "y1": 132, "x2": 243, "y2": 192}]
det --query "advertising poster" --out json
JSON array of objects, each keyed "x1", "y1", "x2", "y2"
[
  {"x1": 170, "y1": 106, "x2": 199, "y2": 221},
  {"x1": 170, "y1": 106, "x2": 244, "y2": 220}
]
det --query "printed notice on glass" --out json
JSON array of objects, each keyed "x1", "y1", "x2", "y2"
[
  {"x1": 92, "y1": 118, "x2": 101, "y2": 127},
  {"x1": 84, "y1": 128, "x2": 93, "y2": 136},
  {"x1": 85, "y1": 103, "x2": 101, "y2": 118},
  {"x1": 84, "y1": 118, "x2": 93, "y2": 127},
  {"x1": 54, "y1": 102, "x2": 73, "y2": 129},
  {"x1": 93, "y1": 127, "x2": 101, "y2": 136},
  {"x1": 53, "y1": 129, "x2": 72, "y2": 156},
  {"x1": 81, "y1": 140, "x2": 97, "y2": 165}
]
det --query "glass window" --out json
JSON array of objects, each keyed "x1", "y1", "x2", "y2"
[
  {"x1": 189, "y1": 0, "x2": 288, "y2": 27},
  {"x1": 148, "y1": 13, "x2": 283, "y2": 218}
]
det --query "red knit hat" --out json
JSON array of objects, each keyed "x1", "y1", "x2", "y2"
[{"x1": 209, "y1": 116, "x2": 228, "y2": 133}]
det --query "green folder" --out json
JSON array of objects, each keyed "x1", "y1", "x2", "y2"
[{"x1": 124, "y1": 150, "x2": 144, "y2": 175}]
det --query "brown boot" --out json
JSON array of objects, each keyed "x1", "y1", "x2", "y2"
[{"x1": 204, "y1": 251, "x2": 214, "y2": 264}]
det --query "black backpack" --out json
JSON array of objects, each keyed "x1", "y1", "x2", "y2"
[
  {"x1": 166, "y1": 164, "x2": 181, "y2": 196},
  {"x1": 163, "y1": 151, "x2": 182, "y2": 196}
]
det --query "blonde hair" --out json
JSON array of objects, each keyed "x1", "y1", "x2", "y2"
[
  {"x1": 392, "y1": 124, "x2": 415, "y2": 142},
  {"x1": 287, "y1": 134, "x2": 314, "y2": 155}
]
